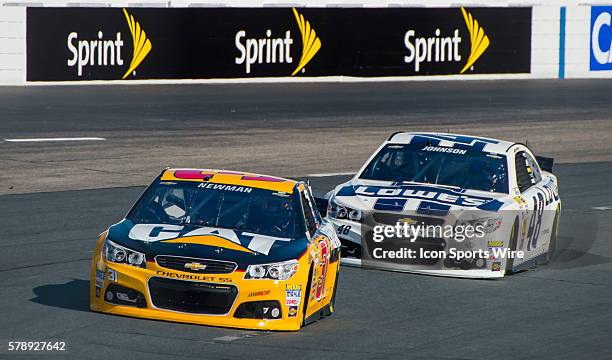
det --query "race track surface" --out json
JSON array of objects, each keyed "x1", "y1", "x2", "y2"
[
  {"x1": 2, "y1": 79, "x2": 612, "y2": 194},
  {"x1": 1, "y1": 80, "x2": 612, "y2": 359}
]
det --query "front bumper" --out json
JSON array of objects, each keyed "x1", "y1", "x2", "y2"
[
  {"x1": 328, "y1": 217, "x2": 510, "y2": 279},
  {"x1": 90, "y1": 256, "x2": 306, "y2": 331}
]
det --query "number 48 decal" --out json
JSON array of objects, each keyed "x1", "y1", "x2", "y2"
[
  {"x1": 527, "y1": 192, "x2": 545, "y2": 251},
  {"x1": 337, "y1": 225, "x2": 351, "y2": 235}
]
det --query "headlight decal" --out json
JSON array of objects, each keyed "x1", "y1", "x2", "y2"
[
  {"x1": 103, "y1": 239, "x2": 146, "y2": 268},
  {"x1": 328, "y1": 197, "x2": 361, "y2": 221},
  {"x1": 244, "y1": 260, "x2": 299, "y2": 280},
  {"x1": 456, "y1": 217, "x2": 503, "y2": 234}
]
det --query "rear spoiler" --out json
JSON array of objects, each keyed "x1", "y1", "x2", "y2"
[{"x1": 536, "y1": 156, "x2": 554, "y2": 173}]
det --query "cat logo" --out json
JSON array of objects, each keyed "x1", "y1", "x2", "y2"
[
  {"x1": 184, "y1": 262, "x2": 207, "y2": 271},
  {"x1": 234, "y1": 8, "x2": 321, "y2": 75},
  {"x1": 66, "y1": 8, "x2": 152, "y2": 78}
]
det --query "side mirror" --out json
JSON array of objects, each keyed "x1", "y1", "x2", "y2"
[
  {"x1": 535, "y1": 156, "x2": 554, "y2": 173},
  {"x1": 314, "y1": 197, "x2": 328, "y2": 218}
]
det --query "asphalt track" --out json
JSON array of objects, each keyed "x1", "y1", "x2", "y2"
[
  {"x1": 1, "y1": 80, "x2": 612, "y2": 359},
  {"x1": 2, "y1": 79, "x2": 612, "y2": 194}
]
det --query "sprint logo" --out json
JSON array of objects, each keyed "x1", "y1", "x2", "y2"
[
  {"x1": 235, "y1": 8, "x2": 321, "y2": 75},
  {"x1": 66, "y1": 9, "x2": 152, "y2": 78},
  {"x1": 403, "y1": 7, "x2": 489, "y2": 73}
]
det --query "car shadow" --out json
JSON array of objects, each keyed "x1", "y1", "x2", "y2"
[
  {"x1": 550, "y1": 210, "x2": 612, "y2": 269},
  {"x1": 30, "y1": 279, "x2": 90, "y2": 312}
]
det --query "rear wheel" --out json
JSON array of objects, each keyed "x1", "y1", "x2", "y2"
[
  {"x1": 505, "y1": 217, "x2": 519, "y2": 274},
  {"x1": 542, "y1": 206, "x2": 561, "y2": 265}
]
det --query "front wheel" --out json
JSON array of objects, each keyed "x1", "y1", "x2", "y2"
[
  {"x1": 505, "y1": 217, "x2": 519, "y2": 274},
  {"x1": 328, "y1": 261, "x2": 340, "y2": 315},
  {"x1": 542, "y1": 206, "x2": 561, "y2": 265},
  {"x1": 301, "y1": 265, "x2": 314, "y2": 327}
]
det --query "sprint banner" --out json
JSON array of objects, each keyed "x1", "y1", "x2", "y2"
[{"x1": 26, "y1": 7, "x2": 531, "y2": 81}]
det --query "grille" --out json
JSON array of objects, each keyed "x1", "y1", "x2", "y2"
[
  {"x1": 148, "y1": 277, "x2": 238, "y2": 314},
  {"x1": 156, "y1": 256, "x2": 237, "y2": 274}
]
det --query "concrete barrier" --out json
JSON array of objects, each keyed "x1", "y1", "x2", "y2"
[{"x1": 0, "y1": 1, "x2": 610, "y2": 84}]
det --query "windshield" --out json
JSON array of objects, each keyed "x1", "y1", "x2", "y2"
[
  {"x1": 360, "y1": 144, "x2": 508, "y2": 193},
  {"x1": 127, "y1": 180, "x2": 301, "y2": 238}
]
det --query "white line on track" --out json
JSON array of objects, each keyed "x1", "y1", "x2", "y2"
[
  {"x1": 4, "y1": 137, "x2": 106, "y2": 142},
  {"x1": 307, "y1": 172, "x2": 355, "y2": 177},
  {"x1": 592, "y1": 206, "x2": 612, "y2": 211}
]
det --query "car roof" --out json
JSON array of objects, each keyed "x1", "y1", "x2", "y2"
[
  {"x1": 160, "y1": 168, "x2": 299, "y2": 193},
  {"x1": 386, "y1": 132, "x2": 515, "y2": 155}
]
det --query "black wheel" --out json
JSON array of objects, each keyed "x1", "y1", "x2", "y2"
[
  {"x1": 542, "y1": 206, "x2": 560, "y2": 265},
  {"x1": 328, "y1": 262, "x2": 340, "y2": 315},
  {"x1": 505, "y1": 217, "x2": 519, "y2": 274},
  {"x1": 301, "y1": 265, "x2": 314, "y2": 327}
]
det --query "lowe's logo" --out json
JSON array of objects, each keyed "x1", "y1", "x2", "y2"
[{"x1": 590, "y1": 6, "x2": 612, "y2": 70}]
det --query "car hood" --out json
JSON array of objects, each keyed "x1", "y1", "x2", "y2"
[
  {"x1": 331, "y1": 178, "x2": 511, "y2": 214},
  {"x1": 105, "y1": 219, "x2": 308, "y2": 268}
]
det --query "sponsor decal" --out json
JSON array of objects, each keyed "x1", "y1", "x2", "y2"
[
  {"x1": 288, "y1": 305, "x2": 298, "y2": 317},
  {"x1": 107, "y1": 268, "x2": 118, "y2": 282},
  {"x1": 128, "y1": 224, "x2": 289, "y2": 255},
  {"x1": 28, "y1": 7, "x2": 529, "y2": 81},
  {"x1": 65, "y1": 9, "x2": 151, "y2": 78},
  {"x1": 343, "y1": 185, "x2": 493, "y2": 207},
  {"x1": 248, "y1": 290, "x2": 272, "y2": 297},
  {"x1": 487, "y1": 240, "x2": 504, "y2": 247},
  {"x1": 421, "y1": 146, "x2": 467, "y2": 155},
  {"x1": 156, "y1": 270, "x2": 232, "y2": 282},
  {"x1": 197, "y1": 182, "x2": 253, "y2": 193},
  {"x1": 235, "y1": 8, "x2": 321, "y2": 75},
  {"x1": 285, "y1": 284, "x2": 302, "y2": 306},
  {"x1": 491, "y1": 262, "x2": 501, "y2": 272},
  {"x1": 404, "y1": 7, "x2": 489, "y2": 74},
  {"x1": 514, "y1": 196, "x2": 527, "y2": 207},
  {"x1": 95, "y1": 270, "x2": 105, "y2": 289},
  {"x1": 591, "y1": 6, "x2": 612, "y2": 70},
  {"x1": 318, "y1": 224, "x2": 342, "y2": 250},
  {"x1": 184, "y1": 262, "x2": 207, "y2": 271}
]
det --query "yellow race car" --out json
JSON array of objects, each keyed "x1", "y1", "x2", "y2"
[{"x1": 90, "y1": 169, "x2": 341, "y2": 331}]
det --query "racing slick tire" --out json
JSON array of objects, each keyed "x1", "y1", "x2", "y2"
[
  {"x1": 301, "y1": 265, "x2": 314, "y2": 327},
  {"x1": 542, "y1": 206, "x2": 561, "y2": 265},
  {"x1": 505, "y1": 217, "x2": 520, "y2": 274}
]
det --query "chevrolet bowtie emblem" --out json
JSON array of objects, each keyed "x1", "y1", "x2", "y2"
[
  {"x1": 399, "y1": 218, "x2": 417, "y2": 225},
  {"x1": 184, "y1": 262, "x2": 206, "y2": 270}
]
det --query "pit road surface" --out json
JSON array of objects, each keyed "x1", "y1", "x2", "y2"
[{"x1": 1, "y1": 80, "x2": 612, "y2": 359}]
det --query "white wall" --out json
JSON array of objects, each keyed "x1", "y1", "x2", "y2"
[
  {"x1": 564, "y1": 4, "x2": 612, "y2": 79},
  {"x1": 0, "y1": 7, "x2": 25, "y2": 85}
]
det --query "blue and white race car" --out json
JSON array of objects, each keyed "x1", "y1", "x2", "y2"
[{"x1": 323, "y1": 132, "x2": 561, "y2": 278}]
